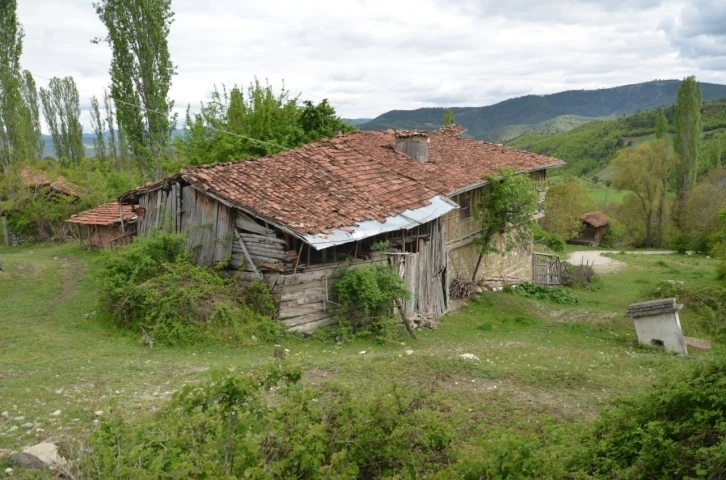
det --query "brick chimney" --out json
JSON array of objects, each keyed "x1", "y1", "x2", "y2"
[{"x1": 395, "y1": 131, "x2": 429, "y2": 162}]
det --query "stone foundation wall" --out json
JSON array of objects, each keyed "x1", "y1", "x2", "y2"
[{"x1": 448, "y1": 237, "x2": 533, "y2": 283}]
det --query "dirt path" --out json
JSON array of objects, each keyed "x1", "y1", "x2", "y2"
[{"x1": 566, "y1": 250, "x2": 675, "y2": 273}]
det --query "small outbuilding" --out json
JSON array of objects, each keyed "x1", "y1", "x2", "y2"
[
  {"x1": 66, "y1": 202, "x2": 138, "y2": 249},
  {"x1": 573, "y1": 211, "x2": 609, "y2": 246}
]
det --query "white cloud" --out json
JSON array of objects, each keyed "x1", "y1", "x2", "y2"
[{"x1": 16, "y1": 0, "x2": 726, "y2": 133}]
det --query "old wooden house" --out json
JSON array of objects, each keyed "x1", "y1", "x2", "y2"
[
  {"x1": 66, "y1": 202, "x2": 138, "y2": 249},
  {"x1": 574, "y1": 211, "x2": 609, "y2": 246},
  {"x1": 118, "y1": 125, "x2": 564, "y2": 332}
]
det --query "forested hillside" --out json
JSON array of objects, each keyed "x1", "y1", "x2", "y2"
[
  {"x1": 361, "y1": 80, "x2": 726, "y2": 141},
  {"x1": 508, "y1": 100, "x2": 726, "y2": 176}
]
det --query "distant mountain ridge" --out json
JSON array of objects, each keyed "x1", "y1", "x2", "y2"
[{"x1": 360, "y1": 80, "x2": 726, "y2": 142}]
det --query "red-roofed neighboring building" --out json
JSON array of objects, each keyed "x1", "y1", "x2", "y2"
[
  {"x1": 66, "y1": 202, "x2": 139, "y2": 249},
  {"x1": 116, "y1": 126, "x2": 565, "y2": 331},
  {"x1": 574, "y1": 211, "x2": 609, "y2": 246}
]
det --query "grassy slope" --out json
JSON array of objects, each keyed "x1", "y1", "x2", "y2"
[
  {"x1": 0, "y1": 243, "x2": 721, "y2": 453},
  {"x1": 509, "y1": 101, "x2": 726, "y2": 176},
  {"x1": 486, "y1": 115, "x2": 604, "y2": 144}
]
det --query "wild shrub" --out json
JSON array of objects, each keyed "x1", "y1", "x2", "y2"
[
  {"x1": 573, "y1": 358, "x2": 726, "y2": 479},
  {"x1": 81, "y1": 365, "x2": 456, "y2": 479},
  {"x1": 504, "y1": 282, "x2": 579, "y2": 305},
  {"x1": 533, "y1": 224, "x2": 565, "y2": 253},
  {"x1": 332, "y1": 264, "x2": 410, "y2": 334},
  {"x1": 96, "y1": 232, "x2": 283, "y2": 346},
  {"x1": 643, "y1": 280, "x2": 726, "y2": 337},
  {"x1": 561, "y1": 261, "x2": 596, "y2": 288}
]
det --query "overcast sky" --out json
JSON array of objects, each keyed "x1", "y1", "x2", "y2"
[{"x1": 17, "y1": 0, "x2": 726, "y2": 132}]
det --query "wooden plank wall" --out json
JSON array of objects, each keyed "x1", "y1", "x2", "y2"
[
  {"x1": 230, "y1": 213, "x2": 294, "y2": 272},
  {"x1": 180, "y1": 186, "x2": 234, "y2": 266},
  {"x1": 135, "y1": 183, "x2": 182, "y2": 236},
  {"x1": 445, "y1": 186, "x2": 484, "y2": 245},
  {"x1": 271, "y1": 259, "x2": 388, "y2": 333},
  {"x1": 392, "y1": 218, "x2": 448, "y2": 318}
]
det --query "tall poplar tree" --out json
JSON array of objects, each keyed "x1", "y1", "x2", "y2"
[
  {"x1": 40, "y1": 77, "x2": 84, "y2": 163},
  {"x1": 655, "y1": 109, "x2": 668, "y2": 140},
  {"x1": 20, "y1": 70, "x2": 43, "y2": 159},
  {"x1": 0, "y1": 0, "x2": 34, "y2": 170},
  {"x1": 104, "y1": 89, "x2": 118, "y2": 160},
  {"x1": 93, "y1": 0, "x2": 176, "y2": 177},
  {"x1": 654, "y1": 108, "x2": 669, "y2": 244},
  {"x1": 90, "y1": 95, "x2": 107, "y2": 161},
  {"x1": 674, "y1": 76, "x2": 702, "y2": 194}
]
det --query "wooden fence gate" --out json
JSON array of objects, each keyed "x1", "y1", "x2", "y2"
[{"x1": 533, "y1": 253, "x2": 563, "y2": 285}]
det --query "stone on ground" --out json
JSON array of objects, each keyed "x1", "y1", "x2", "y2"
[{"x1": 458, "y1": 353, "x2": 480, "y2": 361}]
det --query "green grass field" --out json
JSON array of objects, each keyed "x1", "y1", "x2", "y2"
[
  {"x1": 549, "y1": 175, "x2": 627, "y2": 204},
  {"x1": 0, "y1": 243, "x2": 721, "y2": 458}
]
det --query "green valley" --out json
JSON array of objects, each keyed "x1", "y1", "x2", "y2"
[{"x1": 508, "y1": 100, "x2": 726, "y2": 177}]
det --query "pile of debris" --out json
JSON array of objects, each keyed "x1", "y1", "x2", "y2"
[{"x1": 480, "y1": 275, "x2": 526, "y2": 292}]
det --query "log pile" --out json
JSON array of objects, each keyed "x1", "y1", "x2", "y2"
[
  {"x1": 450, "y1": 275, "x2": 475, "y2": 299},
  {"x1": 231, "y1": 213, "x2": 299, "y2": 273}
]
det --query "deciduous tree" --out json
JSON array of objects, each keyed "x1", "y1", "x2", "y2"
[
  {"x1": 94, "y1": 0, "x2": 176, "y2": 177},
  {"x1": 0, "y1": 0, "x2": 34, "y2": 170},
  {"x1": 40, "y1": 76, "x2": 84, "y2": 164},
  {"x1": 471, "y1": 168, "x2": 538, "y2": 280},
  {"x1": 90, "y1": 95, "x2": 106, "y2": 161},
  {"x1": 654, "y1": 108, "x2": 671, "y2": 244},
  {"x1": 542, "y1": 177, "x2": 598, "y2": 240},
  {"x1": 177, "y1": 80, "x2": 351, "y2": 167},
  {"x1": 673, "y1": 76, "x2": 702, "y2": 227},
  {"x1": 20, "y1": 70, "x2": 43, "y2": 159},
  {"x1": 612, "y1": 140, "x2": 667, "y2": 247}
]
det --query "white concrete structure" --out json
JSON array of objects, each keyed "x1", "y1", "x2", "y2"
[{"x1": 627, "y1": 298, "x2": 687, "y2": 355}]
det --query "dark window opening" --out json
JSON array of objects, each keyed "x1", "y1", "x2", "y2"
[{"x1": 459, "y1": 192, "x2": 471, "y2": 220}]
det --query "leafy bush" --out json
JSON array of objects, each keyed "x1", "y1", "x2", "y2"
[
  {"x1": 81, "y1": 365, "x2": 457, "y2": 479},
  {"x1": 97, "y1": 232, "x2": 283, "y2": 346},
  {"x1": 573, "y1": 358, "x2": 726, "y2": 479},
  {"x1": 533, "y1": 224, "x2": 565, "y2": 253},
  {"x1": 332, "y1": 264, "x2": 410, "y2": 331},
  {"x1": 504, "y1": 282, "x2": 579, "y2": 305},
  {"x1": 643, "y1": 280, "x2": 726, "y2": 337}
]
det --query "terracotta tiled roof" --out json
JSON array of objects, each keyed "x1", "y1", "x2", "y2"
[
  {"x1": 121, "y1": 126, "x2": 565, "y2": 235},
  {"x1": 20, "y1": 168, "x2": 81, "y2": 198},
  {"x1": 66, "y1": 202, "x2": 136, "y2": 226},
  {"x1": 582, "y1": 211, "x2": 609, "y2": 228}
]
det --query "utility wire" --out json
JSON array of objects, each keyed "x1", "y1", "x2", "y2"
[{"x1": 32, "y1": 73, "x2": 291, "y2": 152}]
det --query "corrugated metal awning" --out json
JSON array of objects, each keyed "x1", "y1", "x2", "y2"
[{"x1": 303, "y1": 195, "x2": 459, "y2": 250}]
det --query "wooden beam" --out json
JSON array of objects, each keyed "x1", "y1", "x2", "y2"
[
  {"x1": 119, "y1": 203, "x2": 125, "y2": 236},
  {"x1": 235, "y1": 230, "x2": 261, "y2": 279}
]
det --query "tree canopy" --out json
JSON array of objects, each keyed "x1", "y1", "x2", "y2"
[
  {"x1": 176, "y1": 80, "x2": 353, "y2": 167},
  {"x1": 94, "y1": 0, "x2": 176, "y2": 176},
  {"x1": 612, "y1": 140, "x2": 667, "y2": 247},
  {"x1": 542, "y1": 177, "x2": 597, "y2": 240}
]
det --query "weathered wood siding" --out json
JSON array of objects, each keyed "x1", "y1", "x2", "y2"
[
  {"x1": 135, "y1": 183, "x2": 183, "y2": 235},
  {"x1": 444, "y1": 186, "x2": 484, "y2": 246},
  {"x1": 391, "y1": 218, "x2": 448, "y2": 318},
  {"x1": 267, "y1": 259, "x2": 389, "y2": 333},
  {"x1": 231, "y1": 213, "x2": 295, "y2": 272},
  {"x1": 179, "y1": 186, "x2": 235, "y2": 266}
]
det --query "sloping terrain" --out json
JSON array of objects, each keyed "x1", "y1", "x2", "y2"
[
  {"x1": 361, "y1": 80, "x2": 726, "y2": 142},
  {"x1": 508, "y1": 100, "x2": 726, "y2": 176},
  {"x1": 0, "y1": 242, "x2": 720, "y2": 460}
]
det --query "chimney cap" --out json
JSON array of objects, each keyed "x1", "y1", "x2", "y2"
[{"x1": 395, "y1": 130, "x2": 429, "y2": 140}]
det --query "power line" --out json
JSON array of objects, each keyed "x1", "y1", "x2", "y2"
[{"x1": 32, "y1": 73, "x2": 290, "y2": 152}]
